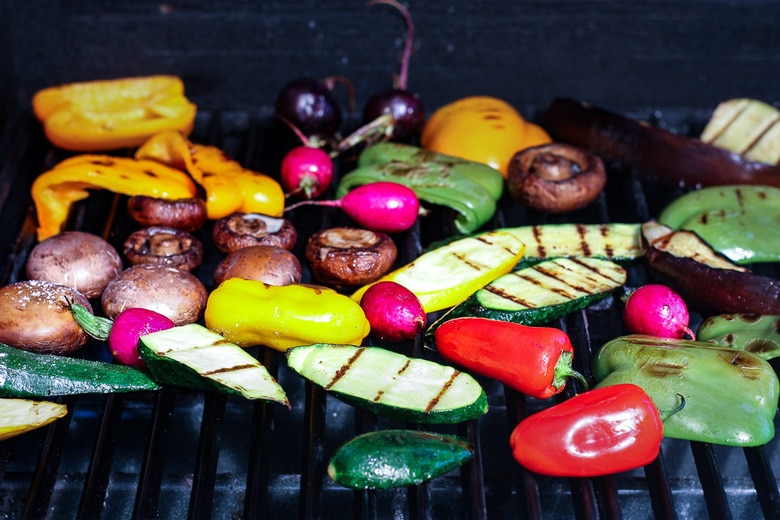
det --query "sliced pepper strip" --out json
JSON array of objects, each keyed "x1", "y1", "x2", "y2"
[{"x1": 33, "y1": 75, "x2": 196, "y2": 152}]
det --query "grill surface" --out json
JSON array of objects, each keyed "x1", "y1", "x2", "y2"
[{"x1": 0, "y1": 106, "x2": 778, "y2": 520}]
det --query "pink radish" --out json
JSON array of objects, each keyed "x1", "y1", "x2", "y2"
[
  {"x1": 623, "y1": 284, "x2": 695, "y2": 340},
  {"x1": 360, "y1": 281, "x2": 427, "y2": 341},
  {"x1": 284, "y1": 181, "x2": 420, "y2": 233},
  {"x1": 280, "y1": 145, "x2": 334, "y2": 200},
  {"x1": 70, "y1": 304, "x2": 175, "y2": 368}
]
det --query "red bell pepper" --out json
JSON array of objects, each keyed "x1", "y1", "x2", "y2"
[
  {"x1": 509, "y1": 384, "x2": 664, "y2": 477},
  {"x1": 432, "y1": 317, "x2": 586, "y2": 399}
]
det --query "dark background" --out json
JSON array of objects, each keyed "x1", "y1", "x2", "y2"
[{"x1": 2, "y1": 0, "x2": 778, "y2": 120}]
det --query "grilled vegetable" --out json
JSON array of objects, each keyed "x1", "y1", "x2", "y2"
[
  {"x1": 0, "y1": 398, "x2": 69, "y2": 441},
  {"x1": 697, "y1": 314, "x2": 780, "y2": 360},
  {"x1": 286, "y1": 344, "x2": 488, "y2": 424},
  {"x1": 642, "y1": 221, "x2": 780, "y2": 315},
  {"x1": 205, "y1": 278, "x2": 370, "y2": 352},
  {"x1": 429, "y1": 257, "x2": 626, "y2": 329},
  {"x1": 510, "y1": 384, "x2": 665, "y2": 477},
  {"x1": 138, "y1": 323, "x2": 289, "y2": 406},
  {"x1": 433, "y1": 317, "x2": 587, "y2": 399},
  {"x1": 658, "y1": 184, "x2": 780, "y2": 264},
  {"x1": 328, "y1": 429, "x2": 473, "y2": 490},
  {"x1": 0, "y1": 343, "x2": 159, "y2": 398},
  {"x1": 592, "y1": 335, "x2": 780, "y2": 447},
  {"x1": 542, "y1": 97, "x2": 780, "y2": 189},
  {"x1": 351, "y1": 230, "x2": 525, "y2": 313},
  {"x1": 700, "y1": 98, "x2": 780, "y2": 165}
]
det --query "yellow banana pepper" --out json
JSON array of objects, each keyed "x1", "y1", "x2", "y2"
[
  {"x1": 32, "y1": 75, "x2": 196, "y2": 152},
  {"x1": 31, "y1": 155, "x2": 198, "y2": 241},
  {"x1": 421, "y1": 96, "x2": 552, "y2": 178},
  {"x1": 204, "y1": 279, "x2": 371, "y2": 352}
]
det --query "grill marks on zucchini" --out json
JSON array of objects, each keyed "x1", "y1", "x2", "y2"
[
  {"x1": 286, "y1": 344, "x2": 488, "y2": 424},
  {"x1": 500, "y1": 223, "x2": 642, "y2": 262}
]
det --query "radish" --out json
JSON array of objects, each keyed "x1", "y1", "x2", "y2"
[
  {"x1": 623, "y1": 284, "x2": 695, "y2": 340},
  {"x1": 69, "y1": 304, "x2": 175, "y2": 368},
  {"x1": 360, "y1": 281, "x2": 427, "y2": 342},
  {"x1": 280, "y1": 145, "x2": 334, "y2": 200},
  {"x1": 284, "y1": 181, "x2": 420, "y2": 233}
]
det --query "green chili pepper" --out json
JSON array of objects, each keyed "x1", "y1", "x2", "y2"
[
  {"x1": 336, "y1": 160, "x2": 498, "y2": 234},
  {"x1": 592, "y1": 334, "x2": 779, "y2": 447},
  {"x1": 657, "y1": 185, "x2": 780, "y2": 264},
  {"x1": 698, "y1": 314, "x2": 780, "y2": 360}
]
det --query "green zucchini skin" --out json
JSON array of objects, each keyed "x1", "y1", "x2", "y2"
[
  {"x1": 286, "y1": 344, "x2": 488, "y2": 424},
  {"x1": 328, "y1": 429, "x2": 474, "y2": 490},
  {"x1": 138, "y1": 324, "x2": 289, "y2": 406},
  {"x1": 0, "y1": 343, "x2": 159, "y2": 398}
]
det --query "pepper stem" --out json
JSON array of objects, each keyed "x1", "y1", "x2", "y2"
[
  {"x1": 553, "y1": 350, "x2": 589, "y2": 391},
  {"x1": 68, "y1": 301, "x2": 113, "y2": 341},
  {"x1": 659, "y1": 393, "x2": 686, "y2": 421}
]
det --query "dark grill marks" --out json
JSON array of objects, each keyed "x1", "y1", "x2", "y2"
[
  {"x1": 575, "y1": 224, "x2": 593, "y2": 257},
  {"x1": 202, "y1": 364, "x2": 256, "y2": 377},
  {"x1": 476, "y1": 233, "x2": 519, "y2": 256},
  {"x1": 325, "y1": 347, "x2": 365, "y2": 390},
  {"x1": 531, "y1": 225, "x2": 546, "y2": 257},
  {"x1": 426, "y1": 370, "x2": 459, "y2": 412}
]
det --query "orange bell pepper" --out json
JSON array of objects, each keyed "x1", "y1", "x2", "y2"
[
  {"x1": 32, "y1": 76, "x2": 197, "y2": 152},
  {"x1": 421, "y1": 96, "x2": 552, "y2": 178}
]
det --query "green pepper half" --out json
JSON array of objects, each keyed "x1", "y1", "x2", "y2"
[{"x1": 698, "y1": 314, "x2": 780, "y2": 360}]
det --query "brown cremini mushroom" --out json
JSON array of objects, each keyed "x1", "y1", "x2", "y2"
[
  {"x1": 25, "y1": 231, "x2": 123, "y2": 299},
  {"x1": 123, "y1": 226, "x2": 204, "y2": 272},
  {"x1": 507, "y1": 143, "x2": 607, "y2": 214},
  {"x1": 213, "y1": 245, "x2": 303, "y2": 286},
  {"x1": 305, "y1": 227, "x2": 397, "y2": 289},
  {"x1": 212, "y1": 212, "x2": 298, "y2": 254},
  {"x1": 127, "y1": 196, "x2": 208, "y2": 232}
]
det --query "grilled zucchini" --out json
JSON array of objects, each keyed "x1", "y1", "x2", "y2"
[{"x1": 0, "y1": 398, "x2": 68, "y2": 441}]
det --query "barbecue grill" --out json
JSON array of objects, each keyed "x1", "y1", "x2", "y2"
[{"x1": 1, "y1": 1, "x2": 779, "y2": 519}]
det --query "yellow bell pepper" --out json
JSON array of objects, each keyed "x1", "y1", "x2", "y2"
[
  {"x1": 0, "y1": 398, "x2": 68, "y2": 441},
  {"x1": 31, "y1": 155, "x2": 198, "y2": 241},
  {"x1": 204, "y1": 279, "x2": 371, "y2": 352},
  {"x1": 351, "y1": 230, "x2": 526, "y2": 313},
  {"x1": 421, "y1": 96, "x2": 552, "y2": 178},
  {"x1": 32, "y1": 75, "x2": 196, "y2": 152}
]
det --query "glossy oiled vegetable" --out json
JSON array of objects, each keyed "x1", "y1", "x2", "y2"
[
  {"x1": 593, "y1": 335, "x2": 779, "y2": 446},
  {"x1": 0, "y1": 343, "x2": 159, "y2": 398},
  {"x1": 351, "y1": 230, "x2": 525, "y2": 313},
  {"x1": 138, "y1": 324, "x2": 289, "y2": 405},
  {"x1": 0, "y1": 398, "x2": 69, "y2": 441},
  {"x1": 286, "y1": 344, "x2": 488, "y2": 424},
  {"x1": 697, "y1": 314, "x2": 780, "y2": 360},
  {"x1": 510, "y1": 384, "x2": 664, "y2": 477},
  {"x1": 328, "y1": 429, "x2": 473, "y2": 490}
]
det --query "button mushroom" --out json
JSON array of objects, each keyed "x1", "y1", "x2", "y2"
[
  {"x1": 213, "y1": 245, "x2": 303, "y2": 287},
  {"x1": 305, "y1": 227, "x2": 398, "y2": 289},
  {"x1": 127, "y1": 196, "x2": 208, "y2": 233},
  {"x1": 123, "y1": 226, "x2": 204, "y2": 272},
  {"x1": 507, "y1": 143, "x2": 607, "y2": 214},
  {"x1": 25, "y1": 231, "x2": 123, "y2": 299},
  {"x1": 212, "y1": 212, "x2": 298, "y2": 254}
]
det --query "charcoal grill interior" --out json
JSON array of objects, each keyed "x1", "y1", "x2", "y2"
[{"x1": 1, "y1": 1, "x2": 780, "y2": 519}]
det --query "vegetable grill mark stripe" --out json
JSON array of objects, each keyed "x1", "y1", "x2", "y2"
[
  {"x1": 426, "y1": 370, "x2": 459, "y2": 412},
  {"x1": 326, "y1": 347, "x2": 366, "y2": 390},
  {"x1": 576, "y1": 224, "x2": 593, "y2": 257},
  {"x1": 201, "y1": 364, "x2": 258, "y2": 377}
]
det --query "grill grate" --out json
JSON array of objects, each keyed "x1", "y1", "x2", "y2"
[{"x1": 0, "y1": 108, "x2": 779, "y2": 520}]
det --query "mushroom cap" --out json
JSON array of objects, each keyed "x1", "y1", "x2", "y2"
[
  {"x1": 212, "y1": 212, "x2": 298, "y2": 254},
  {"x1": 123, "y1": 226, "x2": 204, "y2": 272},
  {"x1": 127, "y1": 196, "x2": 208, "y2": 232},
  {"x1": 213, "y1": 245, "x2": 302, "y2": 286}
]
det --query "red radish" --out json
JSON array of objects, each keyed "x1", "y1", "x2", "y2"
[
  {"x1": 69, "y1": 304, "x2": 175, "y2": 368},
  {"x1": 360, "y1": 281, "x2": 427, "y2": 341},
  {"x1": 284, "y1": 181, "x2": 420, "y2": 233},
  {"x1": 623, "y1": 284, "x2": 695, "y2": 340},
  {"x1": 280, "y1": 146, "x2": 334, "y2": 199}
]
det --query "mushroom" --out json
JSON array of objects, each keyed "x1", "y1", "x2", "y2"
[
  {"x1": 0, "y1": 280, "x2": 92, "y2": 354},
  {"x1": 126, "y1": 196, "x2": 208, "y2": 232},
  {"x1": 213, "y1": 245, "x2": 303, "y2": 286},
  {"x1": 212, "y1": 212, "x2": 297, "y2": 254},
  {"x1": 507, "y1": 143, "x2": 607, "y2": 214},
  {"x1": 25, "y1": 231, "x2": 123, "y2": 299},
  {"x1": 101, "y1": 264, "x2": 208, "y2": 326},
  {"x1": 305, "y1": 227, "x2": 397, "y2": 289},
  {"x1": 123, "y1": 226, "x2": 204, "y2": 272}
]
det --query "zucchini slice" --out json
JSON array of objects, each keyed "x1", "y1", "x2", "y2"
[
  {"x1": 138, "y1": 324, "x2": 289, "y2": 406},
  {"x1": 0, "y1": 398, "x2": 68, "y2": 441},
  {"x1": 0, "y1": 343, "x2": 160, "y2": 397},
  {"x1": 328, "y1": 429, "x2": 474, "y2": 490},
  {"x1": 286, "y1": 344, "x2": 488, "y2": 424},
  {"x1": 430, "y1": 257, "x2": 626, "y2": 328}
]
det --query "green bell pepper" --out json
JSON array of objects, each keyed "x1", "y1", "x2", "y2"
[
  {"x1": 698, "y1": 314, "x2": 780, "y2": 360},
  {"x1": 592, "y1": 334, "x2": 779, "y2": 447},
  {"x1": 657, "y1": 185, "x2": 780, "y2": 264}
]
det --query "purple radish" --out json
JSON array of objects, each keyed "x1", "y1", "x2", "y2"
[
  {"x1": 284, "y1": 181, "x2": 420, "y2": 233},
  {"x1": 275, "y1": 76, "x2": 355, "y2": 141},
  {"x1": 360, "y1": 281, "x2": 427, "y2": 341},
  {"x1": 623, "y1": 284, "x2": 695, "y2": 340}
]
